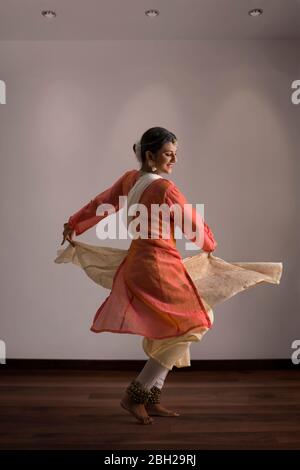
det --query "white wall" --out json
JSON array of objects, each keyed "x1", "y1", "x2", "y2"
[{"x1": 0, "y1": 39, "x2": 299, "y2": 360}]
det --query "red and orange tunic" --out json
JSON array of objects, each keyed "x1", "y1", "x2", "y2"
[{"x1": 68, "y1": 169, "x2": 217, "y2": 339}]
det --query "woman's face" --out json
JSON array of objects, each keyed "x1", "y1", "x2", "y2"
[{"x1": 146, "y1": 141, "x2": 178, "y2": 174}]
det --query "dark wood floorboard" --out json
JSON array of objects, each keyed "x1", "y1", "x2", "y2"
[{"x1": 0, "y1": 369, "x2": 299, "y2": 450}]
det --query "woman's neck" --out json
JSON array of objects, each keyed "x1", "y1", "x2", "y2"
[{"x1": 139, "y1": 168, "x2": 160, "y2": 175}]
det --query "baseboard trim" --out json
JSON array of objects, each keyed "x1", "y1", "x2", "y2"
[{"x1": 2, "y1": 359, "x2": 296, "y2": 371}]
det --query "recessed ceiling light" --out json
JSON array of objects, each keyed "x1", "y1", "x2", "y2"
[
  {"x1": 41, "y1": 10, "x2": 57, "y2": 19},
  {"x1": 248, "y1": 8, "x2": 263, "y2": 17},
  {"x1": 145, "y1": 9, "x2": 160, "y2": 18}
]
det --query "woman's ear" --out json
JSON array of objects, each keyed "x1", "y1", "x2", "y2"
[{"x1": 145, "y1": 150, "x2": 155, "y2": 165}]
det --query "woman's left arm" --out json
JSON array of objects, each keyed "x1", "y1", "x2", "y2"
[{"x1": 165, "y1": 182, "x2": 217, "y2": 252}]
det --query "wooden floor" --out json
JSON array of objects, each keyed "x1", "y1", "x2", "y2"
[{"x1": 0, "y1": 368, "x2": 300, "y2": 450}]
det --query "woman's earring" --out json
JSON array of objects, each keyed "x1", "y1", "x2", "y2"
[{"x1": 152, "y1": 166, "x2": 157, "y2": 172}]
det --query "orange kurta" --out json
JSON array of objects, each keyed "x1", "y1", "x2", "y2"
[{"x1": 68, "y1": 169, "x2": 217, "y2": 339}]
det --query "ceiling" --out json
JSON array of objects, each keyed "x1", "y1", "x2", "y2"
[{"x1": 0, "y1": 0, "x2": 299, "y2": 40}]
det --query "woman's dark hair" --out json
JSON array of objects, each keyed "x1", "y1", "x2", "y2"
[{"x1": 133, "y1": 127, "x2": 177, "y2": 164}]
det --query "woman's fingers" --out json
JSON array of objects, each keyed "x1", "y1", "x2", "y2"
[
  {"x1": 61, "y1": 232, "x2": 67, "y2": 245},
  {"x1": 61, "y1": 224, "x2": 74, "y2": 246},
  {"x1": 66, "y1": 235, "x2": 75, "y2": 247}
]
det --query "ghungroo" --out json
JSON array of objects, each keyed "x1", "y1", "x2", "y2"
[
  {"x1": 148, "y1": 385, "x2": 162, "y2": 404},
  {"x1": 126, "y1": 380, "x2": 152, "y2": 404}
]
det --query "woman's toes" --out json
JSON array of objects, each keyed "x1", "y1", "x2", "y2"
[
  {"x1": 141, "y1": 416, "x2": 154, "y2": 425},
  {"x1": 146, "y1": 403, "x2": 180, "y2": 416}
]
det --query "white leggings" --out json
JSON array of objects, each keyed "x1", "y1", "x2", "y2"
[{"x1": 135, "y1": 357, "x2": 170, "y2": 390}]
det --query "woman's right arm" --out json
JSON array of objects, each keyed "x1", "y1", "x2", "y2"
[
  {"x1": 66, "y1": 170, "x2": 131, "y2": 237},
  {"x1": 165, "y1": 182, "x2": 217, "y2": 252}
]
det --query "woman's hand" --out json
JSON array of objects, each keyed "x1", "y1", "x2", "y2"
[{"x1": 61, "y1": 222, "x2": 75, "y2": 247}]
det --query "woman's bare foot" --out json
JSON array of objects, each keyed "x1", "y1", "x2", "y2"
[
  {"x1": 145, "y1": 402, "x2": 180, "y2": 417},
  {"x1": 120, "y1": 392, "x2": 154, "y2": 425}
]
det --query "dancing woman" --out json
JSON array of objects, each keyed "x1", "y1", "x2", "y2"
[{"x1": 60, "y1": 126, "x2": 281, "y2": 425}]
